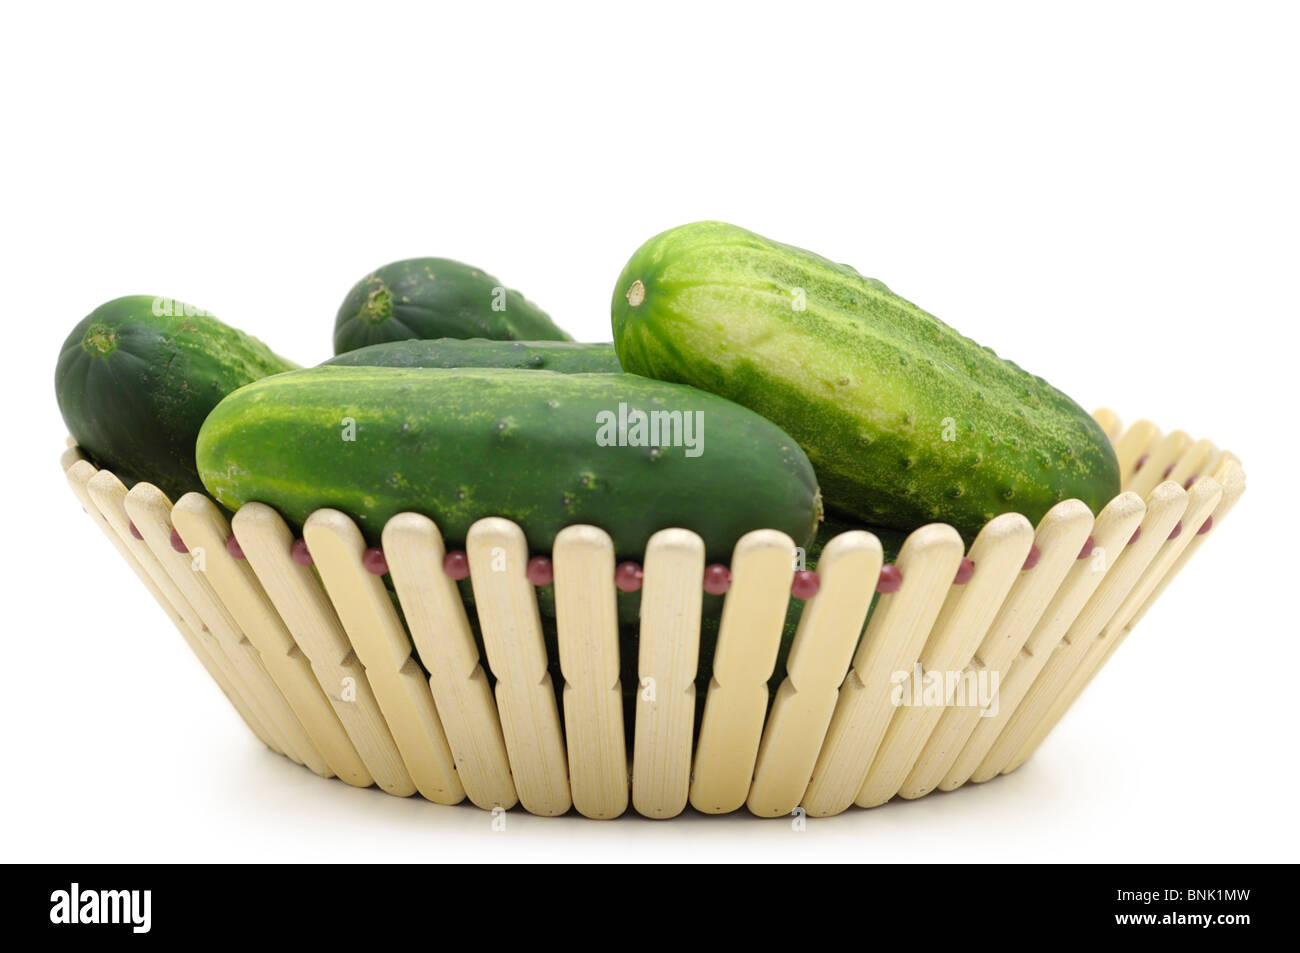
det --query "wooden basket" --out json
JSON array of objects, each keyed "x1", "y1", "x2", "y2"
[{"x1": 59, "y1": 409, "x2": 1244, "y2": 819}]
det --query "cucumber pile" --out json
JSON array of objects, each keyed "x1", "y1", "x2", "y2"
[{"x1": 56, "y1": 228, "x2": 1119, "y2": 604}]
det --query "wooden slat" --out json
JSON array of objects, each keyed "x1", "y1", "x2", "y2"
[
  {"x1": 1105, "y1": 474, "x2": 1230, "y2": 647},
  {"x1": 1091, "y1": 407, "x2": 1122, "y2": 444},
  {"x1": 902, "y1": 499, "x2": 1094, "y2": 798},
  {"x1": 171, "y1": 494, "x2": 372, "y2": 787},
  {"x1": 632, "y1": 528, "x2": 705, "y2": 819},
  {"x1": 747, "y1": 531, "x2": 882, "y2": 817},
  {"x1": 124, "y1": 483, "x2": 326, "y2": 774},
  {"x1": 1114, "y1": 419, "x2": 1161, "y2": 487},
  {"x1": 551, "y1": 524, "x2": 627, "y2": 819},
  {"x1": 384, "y1": 513, "x2": 518, "y2": 811},
  {"x1": 87, "y1": 471, "x2": 294, "y2": 759},
  {"x1": 940, "y1": 491, "x2": 1147, "y2": 791},
  {"x1": 691, "y1": 530, "x2": 796, "y2": 814},
  {"x1": 973, "y1": 481, "x2": 1188, "y2": 781},
  {"x1": 801, "y1": 524, "x2": 964, "y2": 817},
  {"x1": 232, "y1": 503, "x2": 414, "y2": 796},
  {"x1": 1125, "y1": 458, "x2": 1246, "y2": 632},
  {"x1": 856, "y1": 513, "x2": 1033, "y2": 808},
  {"x1": 1004, "y1": 476, "x2": 1224, "y2": 771},
  {"x1": 305, "y1": 510, "x2": 464, "y2": 804},
  {"x1": 60, "y1": 445, "x2": 85, "y2": 472},
  {"x1": 67, "y1": 461, "x2": 279, "y2": 752},
  {"x1": 1126, "y1": 430, "x2": 1191, "y2": 499},
  {"x1": 466, "y1": 517, "x2": 570, "y2": 816},
  {"x1": 1165, "y1": 437, "x2": 1217, "y2": 491},
  {"x1": 79, "y1": 469, "x2": 210, "y2": 639}
]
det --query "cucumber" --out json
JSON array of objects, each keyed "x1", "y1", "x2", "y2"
[
  {"x1": 196, "y1": 366, "x2": 821, "y2": 561},
  {"x1": 323, "y1": 338, "x2": 620, "y2": 373},
  {"x1": 54, "y1": 295, "x2": 298, "y2": 500},
  {"x1": 611, "y1": 221, "x2": 1120, "y2": 538},
  {"x1": 334, "y1": 258, "x2": 571, "y2": 355}
]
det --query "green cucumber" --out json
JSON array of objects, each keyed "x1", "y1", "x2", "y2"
[
  {"x1": 334, "y1": 258, "x2": 571, "y2": 355},
  {"x1": 55, "y1": 295, "x2": 298, "y2": 500},
  {"x1": 611, "y1": 221, "x2": 1120, "y2": 538},
  {"x1": 323, "y1": 338, "x2": 620, "y2": 373},
  {"x1": 196, "y1": 366, "x2": 821, "y2": 561}
]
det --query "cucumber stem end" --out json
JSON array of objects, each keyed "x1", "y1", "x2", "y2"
[
  {"x1": 625, "y1": 279, "x2": 646, "y2": 307},
  {"x1": 363, "y1": 287, "x2": 394, "y2": 324},
  {"x1": 82, "y1": 322, "x2": 118, "y2": 356}
]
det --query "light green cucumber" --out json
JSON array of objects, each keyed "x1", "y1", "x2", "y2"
[{"x1": 611, "y1": 221, "x2": 1120, "y2": 538}]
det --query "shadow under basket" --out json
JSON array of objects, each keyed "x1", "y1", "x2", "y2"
[{"x1": 61, "y1": 408, "x2": 1244, "y2": 820}]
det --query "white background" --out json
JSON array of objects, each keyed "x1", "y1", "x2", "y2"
[{"x1": 2, "y1": 1, "x2": 1295, "y2": 862}]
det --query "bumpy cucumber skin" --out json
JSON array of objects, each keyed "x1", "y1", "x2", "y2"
[
  {"x1": 55, "y1": 295, "x2": 298, "y2": 500},
  {"x1": 323, "y1": 338, "x2": 620, "y2": 373},
  {"x1": 333, "y1": 258, "x2": 571, "y2": 355},
  {"x1": 196, "y1": 366, "x2": 821, "y2": 561},
  {"x1": 611, "y1": 222, "x2": 1120, "y2": 538}
]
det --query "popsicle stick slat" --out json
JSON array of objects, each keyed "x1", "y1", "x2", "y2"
[
  {"x1": 232, "y1": 503, "x2": 414, "y2": 796},
  {"x1": 856, "y1": 513, "x2": 1034, "y2": 808},
  {"x1": 801, "y1": 524, "x2": 965, "y2": 817},
  {"x1": 1091, "y1": 407, "x2": 1122, "y2": 444},
  {"x1": 68, "y1": 461, "x2": 278, "y2": 751},
  {"x1": 690, "y1": 529, "x2": 796, "y2": 815},
  {"x1": 1165, "y1": 437, "x2": 1217, "y2": 492},
  {"x1": 975, "y1": 481, "x2": 1188, "y2": 781},
  {"x1": 633, "y1": 528, "x2": 706, "y2": 819},
  {"x1": 1005, "y1": 476, "x2": 1224, "y2": 771},
  {"x1": 551, "y1": 524, "x2": 627, "y2": 819},
  {"x1": 940, "y1": 491, "x2": 1148, "y2": 791},
  {"x1": 466, "y1": 517, "x2": 571, "y2": 817},
  {"x1": 383, "y1": 513, "x2": 518, "y2": 812},
  {"x1": 1124, "y1": 458, "x2": 1245, "y2": 633},
  {"x1": 1113, "y1": 419, "x2": 1161, "y2": 487},
  {"x1": 59, "y1": 445, "x2": 85, "y2": 473},
  {"x1": 1126, "y1": 430, "x2": 1192, "y2": 499},
  {"x1": 304, "y1": 509, "x2": 464, "y2": 804},
  {"x1": 124, "y1": 483, "x2": 326, "y2": 774},
  {"x1": 901, "y1": 499, "x2": 1094, "y2": 799},
  {"x1": 171, "y1": 493, "x2": 372, "y2": 787},
  {"x1": 86, "y1": 470, "x2": 295, "y2": 760},
  {"x1": 747, "y1": 531, "x2": 882, "y2": 817}
]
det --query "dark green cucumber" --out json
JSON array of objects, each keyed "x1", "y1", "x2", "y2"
[
  {"x1": 334, "y1": 258, "x2": 571, "y2": 355},
  {"x1": 55, "y1": 295, "x2": 298, "y2": 500},
  {"x1": 196, "y1": 366, "x2": 821, "y2": 561},
  {"x1": 323, "y1": 338, "x2": 620, "y2": 373},
  {"x1": 611, "y1": 221, "x2": 1120, "y2": 538}
]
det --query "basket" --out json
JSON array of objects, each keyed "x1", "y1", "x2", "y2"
[{"x1": 59, "y1": 408, "x2": 1245, "y2": 819}]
